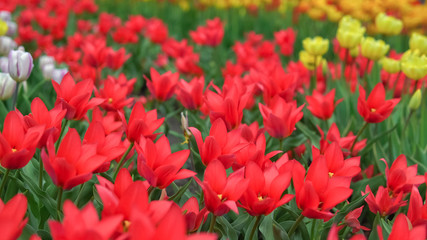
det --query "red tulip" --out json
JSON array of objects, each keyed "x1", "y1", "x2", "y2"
[
  {"x1": 239, "y1": 161, "x2": 294, "y2": 216},
  {"x1": 362, "y1": 185, "x2": 406, "y2": 217},
  {"x1": 136, "y1": 135, "x2": 195, "y2": 189},
  {"x1": 52, "y1": 73, "x2": 104, "y2": 120},
  {"x1": 293, "y1": 156, "x2": 353, "y2": 221},
  {"x1": 259, "y1": 97, "x2": 304, "y2": 139},
  {"x1": 306, "y1": 89, "x2": 342, "y2": 120},
  {"x1": 274, "y1": 28, "x2": 296, "y2": 57},
  {"x1": 312, "y1": 143, "x2": 361, "y2": 179},
  {"x1": 42, "y1": 128, "x2": 107, "y2": 190},
  {"x1": 145, "y1": 68, "x2": 179, "y2": 102},
  {"x1": 189, "y1": 118, "x2": 247, "y2": 168},
  {"x1": 105, "y1": 47, "x2": 131, "y2": 70},
  {"x1": 95, "y1": 76, "x2": 134, "y2": 111},
  {"x1": 196, "y1": 160, "x2": 249, "y2": 216},
  {"x1": 175, "y1": 76, "x2": 205, "y2": 110},
  {"x1": 144, "y1": 18, "x2": 168, "y2": 44},
  {"x1": 121, "y1": 102, "x2": 164, "y2": 143},
  {"x1": 204, "y1": 82, "x2": 252, "y2": 130},
  {"x1": 83, "y1": 121, "x2": 127, "y2": 173},
  {"x1": 378, "y1": 213, "x2": 426, "y2": 240},
  {"x1": 382, "y1": 155, "x2": 424, "y2": 196},
  {"x1": 182, "y1": 197, "x2": 208, "y2": 233},
  {"x1": 49, "y1": 201, "x2": 123, "y2": 240},
  {"x1": 357, "y1": 83, "x2": 400, "y2": 123},
  {"x1": 0, "y1": 111, "x2": 44, "y2": 169},
  {"x1": 190, "y1": 18, "x2": 224, "y2": 47},
  {"x1": 96, "y1": 172, "x2": 149, "y2": 221},
  {"x1": 328, "y1": 225, "x2": 366, "y2": 240},
  {"x1": 318, "y1": 123, "x2": 366, "y2": 157},
  {"x1": 343, "y1": 206, "x2": 370, "y2": 233},
  {"x1": 24, "y1": 97, "x2": 66, "y2": 148},
  {"x1": 408, "y1": 186, "x2": 427, "y2": 227},
  {"x1": 0, "y1": 194, "x2": 28, "y2": 240}
]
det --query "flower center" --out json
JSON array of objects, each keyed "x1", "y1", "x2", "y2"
[
  {"x1": 370, "y1": 108, "x2": 376, "y2": 112},
  {"x1": 11, "y1": 148, "x2": 17, "y2": 152},
  {"x1": 217, "y1": 194, "x2": 223, "y2": 200},
  {"x1": 108, "y1": 98, "x2": 113, "y2": 104},
  {"x1": 328, "y1": 172, "x2": 334, "y2": 178},
  {"x1": 258, "y1": 196, "x2": 264, "y2": 201}
]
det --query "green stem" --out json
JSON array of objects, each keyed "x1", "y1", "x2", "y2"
[
  {"x1": 11, "y1": 82, "x2": 20, "y2": 110},
  {"x1": 401, "y1": 110, "x2": 415, "y2": 140},
  {"x1": 349, "y1": 122, "x2": 369, "y2": 154},
  {"x1": 208, "y1": 214, "x2": 217, "y2": 233},
  {"x1": 187, "y1": 140, "x2": 195, "y2": 171},
  {"x1": 249, "y1": 215, "x2": 262, "y2": 240},
  {"x1": 0, "y1": 169, "x2": 11, "y2": 196},
  {"x1": 147, "y1": 186, "x2": 154, "y2": 197},
  {"x1": 113, "y1": 142, "x2": 135, "y2": 179},
  {"x1": 55, "y1": 119, "x2": 69, "y2": 152},
  {"x1": 288, "y1": 214, "x2": 305, "y2": 237},
  {"x1": 57, "y1": 187, "x2": 64, "y2": 220},
  {"x1": 310, "y1": 219, "x2": 317, "y2": 239}
]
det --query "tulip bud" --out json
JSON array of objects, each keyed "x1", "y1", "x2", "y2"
[
  {"x1": 303, "y1": 36, "x2": 329, "y2": 56},
  {"x1": 0, "y1": 72, "x2": 16, "y2": 100},
  {"x1": 409, "y1": 89, "x2": 422, "y2": 110},
  {"x1": 41, "y1": 64, "x2": 54, "y2": 80},
  {"x1": 39, "y1": 55, "x2": 55, "y2": 70},
  {"x1": 360, "y1": 37, "x2": 389, "y2": 61},
  {"x1": 8, "y1": 49, "x2": 34, "y2": 82},
  {"x1": 5, "y1": 21, "x2": 16, "y2": 36},
  {"x1": 401, "y1": 55, "x2": 427, "y2": 80},
  {"x1": 0, "y1": 11, "x2": 11, "y2": 22},
  {"x1": 339, "y1": 15, "x2": 362, "y2": 30},
  {"x1": 0, "y1": 36, "x2": 16, "y2": 56},
  {"x1": 336, "y1": 28, "x2": 365, "y2": 49},
  {"x1": 380, "y1": 57, "x2": 400, "y2": 74},
  {"x1": 51, "y1": 68, "x2": 68, "y2": 84},
  {"x1": 0, "y1": 20, "x2": 7, "y2": 36},
  {"x1": 409, "y1": 33, "x2": 427, "y2": 55},
  {"x1": 181, "y1": 111, "x2": 192, "y2": 143},
  {"x1": 375, "y1": 13, "x2": 403, "y2": 35},
  {"x1": 0, "y1": 56, "x2": 7, "y2": 72}
]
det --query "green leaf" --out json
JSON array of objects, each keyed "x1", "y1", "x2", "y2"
[
  {"x1": 295, "y1": 122, "x2": 320, "y2": 148},
  {"x1": 169, "y1": 179, "x2": 193, "y2": 202},
  {"x1": 217, "y1": 216, "x2": 238, "y2": 240}
]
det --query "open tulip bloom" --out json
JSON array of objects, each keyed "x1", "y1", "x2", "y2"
[{"x1": 1, "y1": 2, "x2": 427, "y2": 240}]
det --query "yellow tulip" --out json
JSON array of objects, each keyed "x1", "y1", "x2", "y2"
[
  {"x1": 303, "y1": 36, "x2": 329, "y2": 56},
  {"x1": 401, "y1": 55, "x2": 427, "y2": 80},
  {"x1": 336, "y1": 28, "x2": 365, "y2": 49},
  {"x1": 380, "y1": 57, "x2": 400, "y2": 74},
  {"x1": 409, "y1": 33, "x2": 427, "y2": 55},
  {"x1": 375, "y1": 13, "x2": 403, "y2": 35},
  {"x1": 299, "y1": 50, "x2": 323, "y2": 70},
  {"x1": 360, "y1": 37, "x2": 390, "y2": 61}
]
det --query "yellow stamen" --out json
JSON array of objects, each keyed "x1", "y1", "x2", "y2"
[
  {"x1": 218, "y1": 194, "x2": 223, "y2": 200},
  {"x1": 370, "y1": 108, "x2": 376, "y2": 112},
  {"x1": 328, "y1": 172, "x2": 334, "y2": 178},
  {"x1": 11, "y1": 148, "x2": 17, "y2": 152},
  {"x1": 108, "y1": 98, "x2": 113, "y2": 104}
]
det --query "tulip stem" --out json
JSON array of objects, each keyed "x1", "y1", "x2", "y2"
[
  {"x1": 350, "y1": 122, "x2": 369, "y2": 154},
  {"x1": 74, "y1": 183, "x2": 85, "y2": 207},
  {"x1": 0, "y1": 169, "x2": 10, "y2": 197},
  {"x1": 249, "y1": 215, "x2": 262, "y2": 240},
  {"x1": 11, "y1": 82, "x2": 20, "y2": 110},
  {"x1": 208, "y1": 214, "x2": 217, "y2": 233},
  {"x1": 57, "y1": 187, "x2": 64, "y2": 220},
  {"x1": 401, "y1": 109, "x2": 415, "y2": 142},
  {"x1": 288, "y1": 214, "x2": 304, "y2": 237},
  {"x1": 113, "y1": 142, "x2": 134, "y2": 179},
  {"x1": 187, "y1": 140, "x2": 195, "y2": 171}
]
